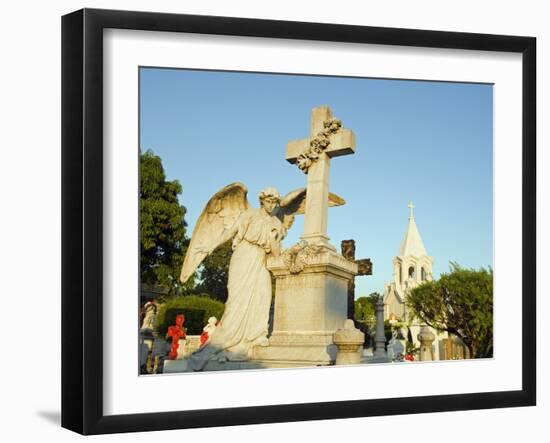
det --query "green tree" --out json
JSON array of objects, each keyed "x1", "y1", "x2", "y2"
[
  {"x1": 196, "y1": 241, "x2": 233, "y2": 302},
  {"x1": 140, "y1": 150, "x2": 189, "y2": 295},
  {"x1": 354, "y1": 292, "x2": 379, "y2": 326},
  {"x1": 407, "y1": 263, "x2": 493, "y2": 358}
]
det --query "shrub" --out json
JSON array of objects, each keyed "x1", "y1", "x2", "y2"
[{"x1": 156, "y1": 294, "x2": 225, "y2": 336}]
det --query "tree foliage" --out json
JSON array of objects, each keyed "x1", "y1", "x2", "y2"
[
  {"x1": 407, "y1": 263, "x2": 493, "y2": 358},
  {"x1": 196, "y1": 241, "x2": 233, "y2": 302},
  {"x1": 156, "y1": 294, "x2": 225, "y2": 336},
  {"x1": 354, "y1": 292, "x2": 379, "y2": 326},
  {"x1": 140, "y1": 150, "x2": 189, "y2": 295}
]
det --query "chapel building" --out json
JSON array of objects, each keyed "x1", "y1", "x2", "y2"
[
  {"x1": 382, "y1": 203, "x2": 468, "y2": 361},
  {"x1": 383, "y1": 202, "x2": 433, "y2": 322}
]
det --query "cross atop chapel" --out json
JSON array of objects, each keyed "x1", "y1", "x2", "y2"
[
  {"x1": 408, "y1": 201, "x2": 415, "y2": 219},
  {"x1": 286, "y1": 106, "x2": 356, "y2": 248}
]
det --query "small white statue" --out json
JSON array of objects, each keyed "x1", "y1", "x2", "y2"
[
  {"x1": 200, "y1": 316, "x2": 218, "y2": 347},
  {"x1": 140, "y1": 301, "x2": 158, "y2": 331},
  {"x1": 387, "y1": 330, "x2": 405, "y2": 362}
]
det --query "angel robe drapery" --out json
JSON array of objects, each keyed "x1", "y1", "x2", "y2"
[{"x1": 188, "y1": 207, "x2": 285, "y2": 370}]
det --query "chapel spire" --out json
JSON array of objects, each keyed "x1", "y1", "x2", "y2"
[
  {"x1": 384, "y1": 203, "x2": 434, "y2": 322},
  {"x1": 399, "y1": 202, "x2": 427, "y2": 258}
]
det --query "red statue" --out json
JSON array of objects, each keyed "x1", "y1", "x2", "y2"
[{"x1": 166, "y1": 314, "x2": 186, "y2": 360}]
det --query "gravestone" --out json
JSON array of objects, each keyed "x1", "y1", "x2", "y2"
[
  {"x1": 162, "y1": 336, "x2": 202, "y2": 373},
  {"x1": 253, "y1": 106, "x2": 358, "y2": 366},
  {"x1": 341, "y1": 239, "x2": 372, "y2": 319}
]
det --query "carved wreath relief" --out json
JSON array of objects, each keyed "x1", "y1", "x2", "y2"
[{"x1": 282, "y1": 240, "x2": 325, "y2": 273}]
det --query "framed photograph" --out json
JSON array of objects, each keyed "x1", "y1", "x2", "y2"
[{"x1": 62, "y1": 8, "x2": 536, "y2": 435}]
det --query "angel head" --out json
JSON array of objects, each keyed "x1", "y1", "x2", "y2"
[
  {"x1": 144, "y1": 301, "x2": 157, "y2": 314},
  {"x1": 258, "y1": 187, "x2": 280, "y2": 215}
]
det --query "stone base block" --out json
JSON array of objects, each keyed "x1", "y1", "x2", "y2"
[
  {"x1": 335, "y1": 347, "x2": 363, "y2": 365},
  {"x1": 255, "y1": 247, "x2": 357, "y2": 368},
  {"x1": 201, "y1": 360, "x2": 268, "y2": 371},
  {"x1": 163, "y1": 359, "x2": 190, "y2": 373},
  {"x1": 163, "y1": 358, "x2": 280, "y2": 373},
  {"x1": 251, "y1": 332, "x2": 336, "y2": 366},
  {"x1": 361, "y1": 355, "x2": 391, "y2": 364},
  {"x1": 252, "y1": 345, "x2": 336, "y2": 366}
]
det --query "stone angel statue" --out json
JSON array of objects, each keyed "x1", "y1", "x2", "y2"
[{"x1": 180, "y1": 182, "x2": 343, "y2": 370}]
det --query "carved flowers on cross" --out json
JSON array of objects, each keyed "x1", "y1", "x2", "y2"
[
  {"x1": 296, "y1": 154, "x2": 312, "y2": 171},
  {"x1": 324, "y1": 118, "x2": 342, "y2": 132},
  {"x1": 296, "y1": 118, "x2": 343, "y2": 173}
]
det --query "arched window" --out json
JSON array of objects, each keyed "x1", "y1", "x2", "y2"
[
  {"x1": 408, "y1": 266, "x2": 415, "y2": 279},
  {"x1": 421, "y1": 267, "x2": 427, "y2": 281}
]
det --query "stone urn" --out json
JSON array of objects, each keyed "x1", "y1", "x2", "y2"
[
  {"x1": 333, "y1": 319, "x2": 365, "y2": 365},
  {"x1": 417, "y1": 326, "x2": 436, "y2": 361}
]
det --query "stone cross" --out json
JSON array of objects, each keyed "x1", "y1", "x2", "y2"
[
  {"x1": 286, "y1": 106, "x2": 356, "y2": 248},
  {"x1": 408, "y1": 201, "x2": 415, "y2": 218},
  {"x1": 341, "y1": 239, "x2": 372, "y2": 319}
]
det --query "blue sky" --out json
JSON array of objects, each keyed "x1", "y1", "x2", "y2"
[{"x1": 140, "y1": 67, "x2": 493, "y2": 297}]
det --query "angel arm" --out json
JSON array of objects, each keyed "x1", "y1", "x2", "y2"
[{"x1": 272, "y1": 188, "x2": 305, "y2": 240}]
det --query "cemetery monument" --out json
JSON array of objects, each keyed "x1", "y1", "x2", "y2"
[{"x1": 179, "y1": 105, "x2": 359, "y2": 370}]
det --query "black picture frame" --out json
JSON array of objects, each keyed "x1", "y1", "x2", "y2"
[{"x1": 61, "y1": 8, "x2": 536, "y2": 435}]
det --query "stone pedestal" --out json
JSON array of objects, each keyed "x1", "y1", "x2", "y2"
[
  {"x1": 362, "y1": 297, "x2": 390, "y2": 364},
  {"x1": 252, "y1": 246, "x2": 357, "y2": 366},
  {"x1": 417, "y1": 326, "x2": 436, "y2": 361},
  {"x1": 333, "y1": 319, "x2": 365, "y2": 365},
  {"x1": 373, "y1": 297, "x2": 387, "y2": 358},
  {"x1": 139, "y1": 329, "x2": 156, "y2": 369}
]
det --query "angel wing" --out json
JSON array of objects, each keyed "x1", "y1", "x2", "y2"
[
  {"x1": 273, "y1": 188, "x2": 346, "y2": 222},
  {"x1": 179, "y1": 183, "x2": 249, "y2": 283}
]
